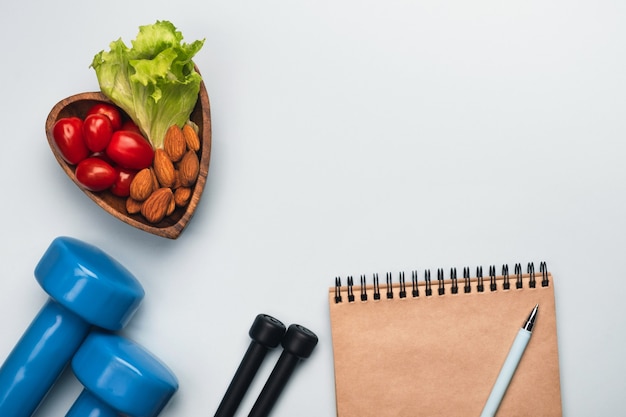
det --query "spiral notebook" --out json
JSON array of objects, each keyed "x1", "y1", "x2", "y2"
[{"x1": 328, "y1": 262, "x2": 562, "y2": 417}]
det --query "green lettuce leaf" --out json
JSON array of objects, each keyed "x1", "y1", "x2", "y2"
[{"x1": 91, "y1": 20, "x2": 205, "y2": 148}]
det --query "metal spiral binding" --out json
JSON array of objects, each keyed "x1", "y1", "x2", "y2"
[
  {"x1": 386, "y1": 273, "x2": 394, "y2": 299},
  {"x1": 489, "y1": 265, "x2": 497, "y2": 291},
  {"x1": 515, "y1": 263, "x2": 523, "y2": 289},
  {"x1": 398, "y1": 272, "x2": 407, "y2": 299},
  {"x1": 424, "y1": 270, "x2": 432, "y2": 296},
  {"x1": 334, "y1": 277, "x2": 342, "y2": 303},
  {"x1": 476, "y1": 266, "x2": 484, "y2": 293},
  {"x1": 373, "y1": 273, "x2": 381, "y2": 300},
  {"x1": 347, "y1": 276, "x2": 355, "y2": 302},
  {"x1": 437, "y1": 269, "x2": 445, "y2": 296},
  {"x1": 528, "y1": 262, "x2": 536, "y2": 288},
  {"x1": 450, "y1": 268, "x2": 458, "y2": 294},
  {"x1": 540, "y1": 261, "x2": 549, "y2": 287},
  {"x1": 502, "y1": 264, "x2": 510, "y2": 290},
  {"x1": 463, "y1": 267, "x2": 471, "y2": 293},
  {"x1": 411, "y1": 271, "x2": 419, "y2": 297},
  {"x1": 360, "y1": 275, "x2": 368, "y2": 301},
  {"x1": 333, "y1": 262, "x2": 550, "y2": 304}
]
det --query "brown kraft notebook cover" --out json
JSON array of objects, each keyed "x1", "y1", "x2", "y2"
[{"x1": 328, "y1": 263, "x2": 562, "y2": 417}]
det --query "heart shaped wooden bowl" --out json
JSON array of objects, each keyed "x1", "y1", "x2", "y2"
[{"x1": 45, "y1": 80, "x2": 211, "y2": 239}]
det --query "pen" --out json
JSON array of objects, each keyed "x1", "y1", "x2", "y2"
[{"x1": 480, "y1": 304, "x2": 538, "y2": 417}]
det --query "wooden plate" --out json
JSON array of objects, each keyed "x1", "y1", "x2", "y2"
[{"x1": 45, "y1": 80, "x2": 211, "y2": 239}]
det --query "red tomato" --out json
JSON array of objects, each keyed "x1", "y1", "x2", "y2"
[
  {"x1": 110, "y1": 167, "x2": 137, "y2": 197},
  {"x1": 90, "y1": 151, "x2": 115, "y2": 166},
  {"x1": 87, "y1": 103, "x2": 123, "y2": 131},
  {"x1": 106, "y1": 131, "x2": 154, "y2": 170},
  {"x1": 121, "y1": 120, "x2": 142, "y2": 135},
  {"x1": 83, "y1": 114, "x2": 113, "y2": 152},
  {"x1": 75, "y1": 157, "x2": 117, "y2": 191},
  {"x1": 52, "y1": 117, "x2": 89, "y2": 165}
]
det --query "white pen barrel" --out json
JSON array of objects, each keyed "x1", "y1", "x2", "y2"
[{"x1": 480, "y1": 328, "x2": 532, "y2": 417}]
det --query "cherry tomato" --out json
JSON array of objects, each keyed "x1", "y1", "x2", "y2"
[
  {"x1": 75, "y1": 157, "x2": 117, "y2": 191},
  {"x1": 52, "y1": 117, "x2": 89, "y2": 165},
  {"x1": 87, "y1": 103, "x2": 123, "y2": 131},
  {"x1": 106, "y1": 130, "x2": 154, "y2": 170},
  {"x1": 90, "y1": 151, "x2": 115, "y2": 166},
  {"x1": 83, "y1": 113, "x2": 113, "y2": 152},
  {"x1": 121, "y1": 120, "x2": 142, "y2": 135},
  {"x1": 110, "y1": 167, "x2": 137, "y2": 197}
]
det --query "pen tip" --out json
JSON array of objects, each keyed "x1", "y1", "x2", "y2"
[{"x1": 524, "y1": 304, "x2": 539, "y2": 331}]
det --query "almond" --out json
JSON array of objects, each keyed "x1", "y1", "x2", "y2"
[
  {"x1": 174, "y1": 187, "x2": 192, "y2": 207},
  {"x1": 172, "y1": 169, "x2": 181, "y2": 189},
  {"x1": 164, "y1": 125, "x2": 186, "y2": 162},
  {"x1": 149, "y1": 168, "x2": 160, "y2": 191},
  {"x1": 182, "y1": 124, "x2": 201, "y2": 152},
  {"x1": 129, "y1": 168, "x2": 153, "y2": 201},
  {"x1": 166, "y1": 196, "x2": 176, "y2": 216},
  {"x1": 141, "y1": 188, "x2": 173, "y2": 223},
  {"x1": 179, "y1": 150, "x2": 200, "y2": 187},
  {"x1": 126, "y1": 197, "x2": 143, "y2": 214},
  {"x1": 153, "y1": 149, "x2": 176, "y2": 188}
]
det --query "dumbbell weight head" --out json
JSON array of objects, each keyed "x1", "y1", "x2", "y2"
[
  {"x1": 0, "y1": 236, "x2": 145, "y2": 417},
  {"x1": 67, "y1": 331, "x2": 178, "y2": 417},
  {"x1": 35, "y1": 236, "x2": 145, "y2": 330}
]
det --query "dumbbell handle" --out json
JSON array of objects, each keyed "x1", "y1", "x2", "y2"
[
  {"x1": 215, "y1": 341, "x2": 271, "y2": 417},
  {"x1": 0, "y1": 299, "x2": 91, "y2": 417},
  {"x1": 65, "y1": 390, "x2": 118, "y2": 417},
  {"x1": 247, "y1": 352, "x2": 300, "y2": 417}
]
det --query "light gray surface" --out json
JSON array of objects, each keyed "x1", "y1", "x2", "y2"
[{"x1": 1, "y1": 1, "x2": 625, "y2": 415}]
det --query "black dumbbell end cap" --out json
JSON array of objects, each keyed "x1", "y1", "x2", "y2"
[
  {"x1": 249, "y1": 314, "x2": 287, "y2": 348},
  {"x1": 282, "y1": 324, "x2": 318, "y2": 359}
]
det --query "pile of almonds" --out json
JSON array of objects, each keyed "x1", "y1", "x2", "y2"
[{"x1": 127, "y1": 124, "x2": 201, "y2": 223}]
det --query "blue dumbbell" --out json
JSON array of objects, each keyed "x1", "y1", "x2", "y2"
[
  {"x1": 0, "y1": 236, "x2": 145, "y2": 417},
  {"x1": 66, "y1": 331, "x2": 178, "y2": 417}
]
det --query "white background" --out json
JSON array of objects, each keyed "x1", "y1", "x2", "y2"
[{"x1": 1, "y1": 1, "x2": 625, "y2": 416}]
